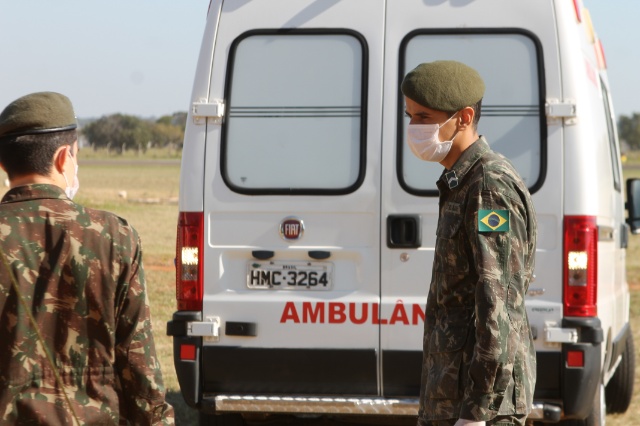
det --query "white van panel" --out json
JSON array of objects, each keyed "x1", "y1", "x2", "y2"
[
  {"x1": 202, "y1": 0, "x2": 386, "y2": 354},
  {"x1": 382, "y1": 0, "x2": 564, "y2": 355},
  {"x1": 208, "y1": 294, "x2": 380, "y2": 349},
  {"x1": 179, "y1": 2, "x2": 223, "y2": 212},
  {"x1": 209, "y1": 212, "x2": 376, "y2": 248},
  {"x1": 556, "y1": 0, "x2": 628, "y2": 346}
]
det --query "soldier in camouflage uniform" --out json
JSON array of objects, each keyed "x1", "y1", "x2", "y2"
[
  {"x1": 0, "y1": 92, "x2": 174, "y2": 425},
  {"x1": 401, "y1": 62, "x2": 537, "y2": 426}
]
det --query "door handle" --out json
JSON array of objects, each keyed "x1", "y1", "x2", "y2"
[{"x1": 387, "y1": 215, "x2": 421, "y2": 248}]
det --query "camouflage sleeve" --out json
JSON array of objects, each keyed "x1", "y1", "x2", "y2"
[
  {"x1": 423, "y1": 277, "x2": 438, "y2": 346},
  {"x1": 418, "y1": 276, "x2": 438, "y2": 409},
  {"x1": 459, "y1": 185, "x2": 529, "y2": 421},
  {"x1": 114, "y1": 230, "x2": 175, "y2": 425}
]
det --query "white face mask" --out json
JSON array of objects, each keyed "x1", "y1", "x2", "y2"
[
  {"x1": 406, "y1": 113, "x2": 458, "y2": 162},
  {"x1": 63, "y1": 151, "x2": 80, "y2": 200}
]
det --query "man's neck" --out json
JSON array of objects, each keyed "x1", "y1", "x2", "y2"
[
  {"x1": 9, "y1": 174, "x2": 61, "y2": 189},
  {"x1": 440, "y1": 132, "x2": 479, "y2": 170}
]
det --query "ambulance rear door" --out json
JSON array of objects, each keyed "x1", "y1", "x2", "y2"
[
  {"x1": 199, "y1": 0, "x2": 386, "y2": 396},
  {"x1": 380, "y1": 0, "x2": 557, "y2": 397}
]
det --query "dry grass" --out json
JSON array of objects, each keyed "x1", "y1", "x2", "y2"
[
  {"x1": 606, "y1": 291, "x2": 640, "y2": 426},
  {"x1": 624, "y1": 167, "x2": 640, "y2": 287},
  {"x1": 1, "y1": 155, "x2": 639, "y2": 425}
]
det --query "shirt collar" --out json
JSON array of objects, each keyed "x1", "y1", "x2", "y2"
[
  {"x1": 1, "y1": 183, "x2": 69, "y2": 204},
  {"x1": 438, "y1": 136, "x2": 490, "y2": 190}
]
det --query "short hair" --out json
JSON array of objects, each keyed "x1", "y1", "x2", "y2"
[
  {"x1": 0, "y1": 129, "x2": 77, "y2": 179},
  {"x1": 446, "y1": 98, "x2": 482, "y2": 130},
  {"x1": 471, "y1": 98, "x2": 482, "y2": 130}
]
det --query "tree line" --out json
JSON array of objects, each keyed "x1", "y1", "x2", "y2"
[
  {"x1": 80, "y1": 112, "x2": 187, "y2": 153},
  {"x1": 618, "y1": 113, "x2": 640, "y2": 151},
  {"x1": 81, "y1": 111, "x2": 640, "y2": 153}
]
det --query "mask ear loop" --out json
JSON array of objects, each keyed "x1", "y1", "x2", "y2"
[
  {"x1": 442, "y1": 111, "x2": 461, "y2": 141},
  {"x1": 439, "y1": 112, "x2": 455, "y2": 128},
  {"x1": 62, "y1": 170, "x2": 72, "y2": 189},
  {"x1": 59, "y1": 146, "x2": 75, "y2": 188}
]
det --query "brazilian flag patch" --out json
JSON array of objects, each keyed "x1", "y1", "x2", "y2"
[{"x1": 478, "y1": 209, "x2": 510, "y2": 232}]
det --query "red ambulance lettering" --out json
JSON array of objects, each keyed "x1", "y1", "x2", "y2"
[
  {"x1": 329, "y1": 302, "x2": 346, "y2": 323},
  {"x1": 280, "y1": 302, "x2": 301, "y2": 323},
  {"x1": 389, "y1": 300, "x2": 409, "y2": 325},
  {"x1": 372, "y1": 303, "x2": 387, "y2": 324},
  {"x1": 349, "y1": 302, "x2": 368, "y2": 324},
  {"x1": 303, "y1": 302, "x2": 324, "y2": 323},
  {"x1": 413, "y1": 303, "x2": 425, "y2": 324},
  {"x1": 279, "y1": 301, "x2": 425, "y2": 325}
]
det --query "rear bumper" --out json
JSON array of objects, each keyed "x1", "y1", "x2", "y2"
[
  {"x1": 167, "y1": 311, "x2": 202, "y2": 408},
  {"x1": 531, "y1": 317, "x2": 604, "y2": 421},
  {"x1": 207, "y1": 395, "x2": 418, "y2": 416},
  {"x1": 168, "y1": 312, "x2": 611, "y2": 421},
  {"x1": 559, "y1": 317, "x2": 603, "y2": 419}
]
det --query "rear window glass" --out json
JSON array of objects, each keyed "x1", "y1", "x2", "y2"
[
  {"x1": 222, "y1": 30, "x2": 367, "y2": 195},
  {"x1": 600, "y1": 78, "x2": 622, "y2": 192},
  {"x1": 398, "y1": 31, "x2": 545, "y2": 194}
]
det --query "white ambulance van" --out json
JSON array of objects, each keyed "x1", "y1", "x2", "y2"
[{"x1": 167, "y1": 0, "x2": 640, "y2": 424}]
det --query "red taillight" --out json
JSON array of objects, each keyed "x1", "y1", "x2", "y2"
[
  {"x1": 176, "y1": 212, "x2": 204, "y2": 311},
  {"x1": 563, "y1": 216, "x2": 598, "y2": 317}
]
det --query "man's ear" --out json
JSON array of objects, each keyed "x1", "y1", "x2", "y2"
[
  {"x1": 52, "y1": 145, "x2": 71, "y2": 175},
  {"x1": 458, "y1": 106, "x2": 475, "y2": 129}
]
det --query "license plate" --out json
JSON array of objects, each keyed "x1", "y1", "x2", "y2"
[{"x1": 247, "y1": 260, "x2": 333, "y2": 290}]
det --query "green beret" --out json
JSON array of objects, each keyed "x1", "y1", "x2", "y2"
[
  {"x1": 401, "y1": 60, "x2": 485, "y2": 112},
  {"x1": 0, "y1": 92, "x2": 77, "y2": 139}
]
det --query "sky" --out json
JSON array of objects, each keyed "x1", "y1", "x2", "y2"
[
  {"x1": 0, "y1": 0, "x2": 211, "y2": 118},
  {"x1": 584, "y1": 0, "x2": 639, "y2": 119},
  {"x1": 0, "y1": 1, "x2": 637, "y2": 119}
]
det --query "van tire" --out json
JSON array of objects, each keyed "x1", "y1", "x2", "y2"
[
  {"x1": 199, "y1": 413, "x2": 245, "y2": 426},
  {"x1": 605, "y1": 330, "x2": 635, "y2": 414}
]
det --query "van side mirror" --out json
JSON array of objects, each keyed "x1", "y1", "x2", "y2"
[{"x1": 627, "y1": 178, "x2": 640, "y2": 234}]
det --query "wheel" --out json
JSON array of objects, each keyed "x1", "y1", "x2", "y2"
[
  {"x1": 199, "y1": 412, "x2": 245, "y2": 426},
  {"x1": 605, "y1": 330, "x2": 635, "y2": 413},
  {"x1": 560, "y1": 382, "x2": 605, "y2": 426}
]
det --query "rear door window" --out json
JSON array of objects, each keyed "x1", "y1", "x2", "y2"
[
  {"x1": 222, "y1": 30, "x2": 367, "y2": 195},
  {"x1": 600, "y1": 78, "x2": 622, "y2": 192},
  {"x1": 398, "y1": 31, "x2": 545, "y2": 195}
]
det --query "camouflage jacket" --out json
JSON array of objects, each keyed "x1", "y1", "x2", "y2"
[
  {"x1": 418, "y1": 137, "x2": 537, "y2": 423},
  {"x1": 0, "y1": 184, "x2": 174, "y2": 425}
]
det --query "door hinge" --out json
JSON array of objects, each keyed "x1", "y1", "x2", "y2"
[
  {"x1": 545, "y1": 99, "x2": 577, "y2": 124},
  {"x1": 192, "y1": 99, "x2": 225, "y2": 125},
  {"x1": 187, "y1": 316, "x2": 221, "y2": 342}
]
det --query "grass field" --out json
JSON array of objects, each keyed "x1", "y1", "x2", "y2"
[{"x1": 1, "y1": 151, "x2": 639, "y2": 425}]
